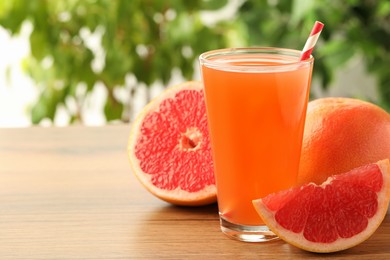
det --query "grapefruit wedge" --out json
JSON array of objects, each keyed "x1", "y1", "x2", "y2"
[
  {"x1": 128, "y1": 81, "x2": 216, "y2": 206},
  {"x1": 253, "y1": 159, "x2": 390, "y2": 253}
]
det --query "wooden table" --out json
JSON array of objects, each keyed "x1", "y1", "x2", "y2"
[{"x1": 0, "y1": 125, "x2": 389, "y2": 259}]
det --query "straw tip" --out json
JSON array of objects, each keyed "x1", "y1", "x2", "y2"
[
  {"x1": 315, "y1": 21, "x2": 325, "y2": 28},
  {"x1": 300, "y1": 21, "x2": 325, "y2": 61}
]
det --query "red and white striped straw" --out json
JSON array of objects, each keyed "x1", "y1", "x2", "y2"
[{"x1": 300, "y1": 21, "x2": 324, "y2": 61}]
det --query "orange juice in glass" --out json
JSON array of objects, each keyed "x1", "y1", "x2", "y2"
[{"x1": 199, "y1": 48, "x2": 314, "y2": 242}]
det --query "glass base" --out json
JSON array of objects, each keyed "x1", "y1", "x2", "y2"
[{"x1": 220, "y1": 216, "x2": 279, "y2": 242}]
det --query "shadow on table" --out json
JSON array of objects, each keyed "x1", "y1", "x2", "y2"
[{"x1": 145, "y1": 202, "x2": 219, "y2": 221}]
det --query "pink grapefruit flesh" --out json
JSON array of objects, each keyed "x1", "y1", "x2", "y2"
[
  {"x1": 253, "y1": 159, "x2": 390, "y2": 253},
  {"x1": 128, "y1": 81, "x2": 216, "y2": 206}
]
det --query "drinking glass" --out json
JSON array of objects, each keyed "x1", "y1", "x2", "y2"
[{"x1": 199, "y1": 47, "x2": 314, "y2": 242}]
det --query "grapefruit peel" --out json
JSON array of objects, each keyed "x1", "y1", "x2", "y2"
[
  {"x1": 298, "y1": 97, "x2": 390, "y2": 185},
  {"x1": 253, "y1": 159, "x2": 390, "y2": 253}
]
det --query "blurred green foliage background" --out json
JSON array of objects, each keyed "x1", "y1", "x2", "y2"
[{"x1": 0, "y1": 0, "x2": 389, "y2": 124}]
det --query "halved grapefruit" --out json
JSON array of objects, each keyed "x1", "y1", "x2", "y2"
[
  {"x1": 127, "y1": 81, "x2": 216, "y2": 206},
  {"x1": 253, "y1": 159, "x2": 390, "y2": 253}
]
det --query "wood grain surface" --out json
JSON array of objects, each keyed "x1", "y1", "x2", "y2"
[{"x1": 0, "y1": 125, "x2": 389, "y2": 259}]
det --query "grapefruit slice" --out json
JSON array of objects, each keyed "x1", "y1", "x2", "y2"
[
  {"x1": 127, "y1": 81, "x2": 216, "y2": 206},
  {"x1": 253, "y1": 159, "x2": 390, "y2": 253}
]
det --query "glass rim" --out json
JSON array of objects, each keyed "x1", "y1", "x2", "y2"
[{"x1": 199, "y1": 47, "x2": 314, "y2": 71}]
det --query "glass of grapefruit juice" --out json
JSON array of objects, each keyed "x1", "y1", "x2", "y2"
[{"x1": 199, "y1": 47, "x2": 314, "y2": 242}]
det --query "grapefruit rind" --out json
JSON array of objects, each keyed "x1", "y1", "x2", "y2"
[
  {"x1": 298, "y1": 97, "x2": 390, "y2": 186},
  {"x1": 253, "y1": 159, "x2": 390, "y2": 253},
  {"x1": 127, "y1": 81, "x2": 217, "y2": 206}
]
